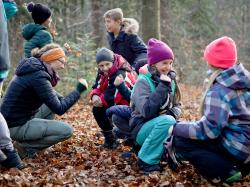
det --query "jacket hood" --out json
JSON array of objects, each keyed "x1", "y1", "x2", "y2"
[
  {"x1": 216, "y1": 63, "x2": 250, "y2": 90},
  {"x1": 122, "y1": 18, "x2": 139, "y2": 34},
  {"x1": 16, "y1": 57, "x2": 46, "y2": 76},
  {"x1": 22, "y1": 23, "x2": 46, "y2": 40}
]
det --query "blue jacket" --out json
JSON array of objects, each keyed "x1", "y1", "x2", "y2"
[
  {"x1": 173, "y1": 64, "x2": 250, "y2": 163},
  {"x1": 0, "y1": 57, "x2": 80, "y2": 127},
  {"x1": 107, "y1": 19, "x2": 147, "y2": 69}
]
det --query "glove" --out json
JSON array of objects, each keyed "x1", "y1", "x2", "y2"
[
  {"x1": 76, "y1": 78, "x2": 88, "y2": 94},
  {"x1": 168, "y1": 107, "x2": 182, "y2": 119},
  {"x1": 167, "y1": 70, "x2": 176, "y2": 80}
]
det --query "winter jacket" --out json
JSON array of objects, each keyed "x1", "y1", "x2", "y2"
[
  {"x1": 129, "y1": 66, "x2": 181, "y2": 140},
  {"x1": 173, "y1": 64, "x2": 250, "y2": 163},
  {"x1": 0, "y1": 0, "x2": 10, "y2": 74},
  {"x1": 0, "y1": 57, "x2": 80, "y2": 128},
  {"x1": 107, "y1": 18, "x2": 147, "y2": 69},
  {"x1": 90, "y1": 54, "x2": 135, "y2": 107},
  {"x1": 22, "y1": 23, "x2": 53, "y2": 57}
]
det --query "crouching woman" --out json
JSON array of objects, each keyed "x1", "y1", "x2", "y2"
[{"x1": 0, "y1": 43, "x2": 88, "y2": 159}]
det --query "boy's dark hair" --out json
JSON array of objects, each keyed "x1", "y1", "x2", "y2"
[{"x1": 103, "y1": 8, "x2": 123, "y2": 21}]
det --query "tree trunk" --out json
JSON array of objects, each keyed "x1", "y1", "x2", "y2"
[
  {"x1": 90, "y1": 0, "x2": 105, "y2": 47},
  {"x1": 141, "y1": 0, "x2": 160, "y2": 41},
  {"x1": 160, "y1": 0, "x2": 171, "y2": 43}
]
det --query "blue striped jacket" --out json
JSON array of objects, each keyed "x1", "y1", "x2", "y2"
[{"x1": 173, "y1": 64, "x2": 250, "y2": 163}]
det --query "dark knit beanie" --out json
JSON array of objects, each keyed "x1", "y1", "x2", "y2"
[
  {"x1": 27, "y1": 2, "x2": 51, "y2": 24},
  {"x1": 96, "y1": 48, "x2": 114, "y2": 64}
]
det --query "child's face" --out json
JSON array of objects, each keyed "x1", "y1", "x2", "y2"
[
  {"x1": 104, "y1": 17, "x2": 121, "y2": 33},
  {"x1": 154, "y1": 59, "x2": 173, "y2": 75},
  {"x1": 98, "y1": 61, "x2": 113, "y2": 74}
]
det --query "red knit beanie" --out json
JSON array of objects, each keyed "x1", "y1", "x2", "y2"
[{"x1": 204, "y1": 36, "x2": 237, "y2": 69}]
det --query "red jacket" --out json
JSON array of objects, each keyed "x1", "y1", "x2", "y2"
[{"x1": 90, "y1": 54, "x2": 136, "y2": 107}]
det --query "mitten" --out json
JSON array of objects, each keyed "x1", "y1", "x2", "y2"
[
  {"x1": 76, "y1": 78, "x2": 88, "y2": 94},
  {"x1": 167, "y1": 70, "x2": 176, "y2": 80}
]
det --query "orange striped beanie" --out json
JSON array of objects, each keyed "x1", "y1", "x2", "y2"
[{"x1": 40, "y1": 48, "x2": 66, "y2": 63}]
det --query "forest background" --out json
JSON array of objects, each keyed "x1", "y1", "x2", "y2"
[{"x1": 5, "y1": 0, "x2": 250, "y2": 94}]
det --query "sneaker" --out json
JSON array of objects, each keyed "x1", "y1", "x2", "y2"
[
  {"x1": 137, "y1": 158, "x2": 161, "y2": 174},
  {"x1": 1, "y1": 149, "x2": 25, "y2": 169},
  {"x1": 0, "y1": 149, "x2": 7, "y2": 162},
  {"x1": 225, "y1": 171, "x2": 242, "y2": 183}
]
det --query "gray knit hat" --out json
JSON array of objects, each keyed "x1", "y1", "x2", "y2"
[{"x1": 96, "y1": 48, "x2": 114, "y2": 64}]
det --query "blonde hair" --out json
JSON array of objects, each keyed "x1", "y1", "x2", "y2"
[
  {"x1": 32, "y1": 43, "x2": 62, "y2": 58},
  {"x1": 199, "y1": 68, "x2": 223, "y2": 116},
  {"x1": 103, "y1": 8, "x2": 123, "y2": 21}
]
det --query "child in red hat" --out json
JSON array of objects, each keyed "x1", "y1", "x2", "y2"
[{"x1": 165, "y1": 36, "x2": 250, "y2": 184}]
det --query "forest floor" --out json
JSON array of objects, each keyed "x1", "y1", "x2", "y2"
[{"x1": 0, "y1": 84, "x2": 249, "y2": 186}]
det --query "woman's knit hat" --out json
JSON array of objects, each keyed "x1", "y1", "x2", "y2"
[
  {"x1": 96, "y1": 48, "x2": 114, "y2": 64},
  {"x1": 27, "y1": 2, "x2": 51, "y2": 24},
  {"x1": 204, "y1": 36, "x2": 237, "y2": 69},
  {"x1": 147, "y1": 38, "x2": 174, "y2": 66}
]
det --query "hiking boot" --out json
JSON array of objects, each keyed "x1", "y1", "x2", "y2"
[
  {"x1": 101, "y1": 130, "x2": 119, "y2": 149},
  {"x1": 137, "y1": 158, "x2": 161, "y2": 174},
  {"x1": 1, "y1": 149, "x2": 25, "y2": 169},
  {"x1": 14, "y1": 142, "x2": 37, "y2": 159},
  {"x1": 0, "y1": 149, "x2": 7, "y2": 162}
]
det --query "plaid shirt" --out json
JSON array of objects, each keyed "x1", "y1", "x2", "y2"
[{"x1": 173, "y1": 64, "x2": 250, "y2": 163}]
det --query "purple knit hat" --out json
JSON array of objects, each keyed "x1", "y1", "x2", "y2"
[{"x1": 147, "y1": 38, "x2": 174, "y2": 65}]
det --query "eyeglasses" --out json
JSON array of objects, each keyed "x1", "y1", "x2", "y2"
[{"x1": 57, "y1": 58, "x2": 67, "y2": 65}]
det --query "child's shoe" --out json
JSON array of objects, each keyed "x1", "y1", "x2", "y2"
[
  {"x1": 101, "y1": 130, "x2": 119, "y2": 149},
  {"x1": 225, "y1": 170, "x2": 242, "y2": 184},
  {"x1": 1, "y1": 149, "x2": 25, "y2": 169},
  {"x1": 137, "y1": 158, "x2": 161, "y2": 174}
]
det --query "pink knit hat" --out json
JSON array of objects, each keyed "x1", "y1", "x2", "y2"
[
  {"x1": 147, "y1": 38, "x2": 174, "y2": 66},
  {"x1": 204, "y1": 36, "x2": 237, "y2": 69}
]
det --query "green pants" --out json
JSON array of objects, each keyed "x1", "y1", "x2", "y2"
[
  {"x1": 136, "y1": 115, "x2": 176, "y2": 165},
  {"x1": 9, "y1": 105, "x2": 73, "y2": 157}
]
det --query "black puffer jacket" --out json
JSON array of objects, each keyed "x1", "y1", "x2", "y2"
[{"x1": 0, "y1": 57, "x2": 80, "y2": 127}]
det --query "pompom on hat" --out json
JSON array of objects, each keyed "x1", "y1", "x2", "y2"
[
  {"x1": 27, "y1": 2, "x2": 51, "y2": 24},
  {"x1": 147, "y1": 38, "x2": 174, "y2": 66},
  {"x1": 204, "y1": 36, "x2": 237, "y2": 69}
]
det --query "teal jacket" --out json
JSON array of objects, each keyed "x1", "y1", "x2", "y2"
[
  {"x1": 22, "y1": 23, "x2": 53, "y2": 58},
  {"x1": 0, "y1": 0, "x2": 10, "y2": 78}
]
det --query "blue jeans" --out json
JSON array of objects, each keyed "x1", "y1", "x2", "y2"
[{"x1": 136, "y1": 115, "x2": 176, "y2": 165}]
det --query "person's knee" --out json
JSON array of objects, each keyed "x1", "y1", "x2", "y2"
[
  {"x1": 157, "y1": 115, "x2": 176, "y2": 127},
  {"x1": 112, "y1": 114, "x2": 120, "y2": 126},
  {"x1": 60, "y1": 123, "x2": 73, "y2": 139},
  {"x1": 92, "y1": 106, "x2": 104, "y2": 116}
]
